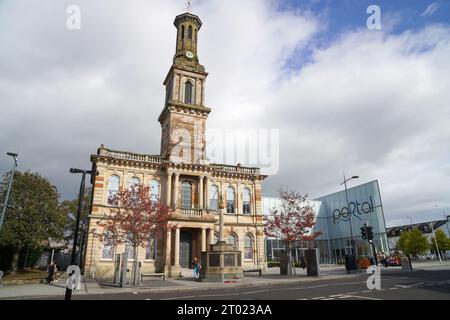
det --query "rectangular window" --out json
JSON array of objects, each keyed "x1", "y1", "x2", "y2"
[
  {"x1": 145, "y1": 236, "x2": 157, "y2": 260},
  {"x1": 227, "y1": 200, "x2": 234, "y2": 213},
  {"x1": 243, "y1": 201, "x2": 250, "y2": 214},
  {"x1": 101, "y1": 244, "x2": 114, "y2": 260},
  {"x1": 210, "y1": 199, "x2": 218, "y2": 212},
  {"x1": 244, "y1": 247, "x2": 253, "y2": 260}
]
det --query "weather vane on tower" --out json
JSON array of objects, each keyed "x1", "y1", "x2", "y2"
[{"x1": 185, "y1": 0, "x2": 193, "y2": 13}]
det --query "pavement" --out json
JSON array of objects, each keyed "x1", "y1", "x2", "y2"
[{"x1": 1, "y1": 261, "x2": 449, "y2": 300}]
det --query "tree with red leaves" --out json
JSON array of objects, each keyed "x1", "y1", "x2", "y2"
[
  {"x1": 264, "y1": 188, "x2": 321, "y2": 274},
  {"x1": 96, "y1": 184, "x2": 173, "y2": 285}
]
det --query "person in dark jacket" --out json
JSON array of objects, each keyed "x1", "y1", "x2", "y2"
[{"x1": 47, "y1": 261, "x2": 56, "y2": 284}]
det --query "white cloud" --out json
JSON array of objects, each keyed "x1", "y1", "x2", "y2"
[
  {"x1": 0, "y1": 0, "x2": 449, "y2": 225},
  {"x1": 421, "y1": 1, "x2": 441, "y2": 17}
]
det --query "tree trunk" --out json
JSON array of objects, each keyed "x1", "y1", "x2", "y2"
[
  {"x1": 10, "y1": 248, "x2": 20, "y2": 273},
  {"x1": 132, "y1": 247, "x2": 139, "y2": 286},
  {"x1": 23, "y1": 244, "x2": 30, "y2": 269}
]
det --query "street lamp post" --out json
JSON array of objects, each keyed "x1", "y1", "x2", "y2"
[
  {"x1": 340, "y1": 173, "x2": 359, "y2": 257},
  {"x1": 65, "y1": 168, "x2": 95, "y2": 301},
  {"x1": 430, "y1": 221, "x2": 443, "y2": 264},
  {"x1": 406, "y1": 216, "x2": 413, "y2": 230},
  {"x1": 0, "y1": 152, "x2": 18, "y2": 232}
]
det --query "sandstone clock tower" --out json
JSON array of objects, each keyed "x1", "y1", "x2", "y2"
[{"x1": 158, "y1": 13, "x2": 211, "y2": 165}]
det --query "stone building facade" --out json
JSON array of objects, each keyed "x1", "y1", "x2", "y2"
[{"x1": 83, "y1": 12, "x2": 267, "y2": 278}]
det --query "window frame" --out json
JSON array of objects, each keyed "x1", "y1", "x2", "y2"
[
  {"x1": 181, "y1": 181, "x2": 192, "y2": 209},
  {"x1": 226, "y1": 186, "x2": 235, "y2": 214},
  {"x1": 145, "y1": 234, "x2": 157, "y2": 261},
  {"x1": 184, "y1": 80, "x2": 193, "y2": 104},
  {"x1": 149, "y1": 179, "x2": 160, "y2": 202},
  {"x1": 243, "y1": 187, "x2": 251, "y2": 214},
  {"x1": 101, "y1": 230, "x2": 116, "y2": 261},
  {"x1": 244, "y1": 234, "x2": 254, "y2": 260},
  {"x1": 209, "y1": 185, "x2": 219, "y2": 212},
  {"x1": 107, "y1": 175, "x2": 120, "y2": 205},
  {"x1": 226, "y1": 233, "x2": 239, "y2": 251}
]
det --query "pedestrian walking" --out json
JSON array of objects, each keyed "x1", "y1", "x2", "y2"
[
  {"x1": 53, "y1": 261, "x2": 59, "y2": 283},
  {"x1": 47, "y1": 261, "x2": 56, "y2": 284},
  {"x1": 193, "y1": 256, "x2": 201, "y2": 279}
]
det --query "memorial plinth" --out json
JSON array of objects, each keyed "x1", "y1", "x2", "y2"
[{"x1": 199, "y1": 241, "x2": 243, "y2": 282}]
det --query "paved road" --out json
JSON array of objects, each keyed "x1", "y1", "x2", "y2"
[{"x1": 45, "y1": 269, "x2": 450, "y2": 300}]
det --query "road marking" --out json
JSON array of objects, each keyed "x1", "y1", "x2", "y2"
[
  {"x1": 162, "y1": 295, "x2": 197, "y2": 300},
  {"x1": 321, "y1": 298, "x2": 335, "y2": 300},
  {"x1": 297, "y1": 298, "x2": 308, "y2": 300},
  {"x1": 145, "y1": 298, "x2": 151, "y2": 300},
  {"x1": 395, "y1": 283, "x2": 423, "y2": 288},
  {"x1": 389, "y1": 287, "x2": 398, "y2": 290},
  {"x1": 345, "y1": 292, "x2": 357, "y2": 295},
  {"x1": 362, "y1": 290, "x2": 372, "y2": 293},
  {"x1": 132, "y1": 292, "x2": 138, "y2": 295},
  {"x1": 329, "y1": 294, "x2": 344, "y2": 297},
  {"x1": 312, "y1": 296, "x2": 326, "y2": 300},
  {"x1": 241, "y1": 290, "x2": 269, "y2": 295},
  {"x1": 197, "y1": 294, "x2": 236, "y2": 297},
  {"x1": 344, "y1": 295, "x2": 382, "y2": 300}
]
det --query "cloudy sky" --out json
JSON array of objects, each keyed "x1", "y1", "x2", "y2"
[{"x1": 1, "y1": 0, "x2": 449, "y2": 227}]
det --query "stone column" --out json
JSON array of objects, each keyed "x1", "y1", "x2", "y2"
[
  {"x1": 205, "y1": 177, "x2": 209, "y2": 210},
  {"x1": 174, "y1": 226, "x2": 181, "y2": 266},
  {"x1": 209, "y1": 228, "x2": 215, "y2": 246},
  {"x1": 174, "y1": 173, "x2": 180, "y2": 209},
  {"x1": 199, "y1": 176, "x2": 204, "y2": 209},
  {"x1": 166, "y1": 172, "x2": 173, "y2": 207},
  {"x1": 236, "y1": 182, "x2": 240, "y2": 215},
  {"x1": 201, "y1": 228, "x2": 207, "y2": 252},
  {"x1": 165, "y1": 228, "x2": 172, "y2": 267},
  {"x1": 219, "y1": 207, "x2": 224, "y2": 242}
]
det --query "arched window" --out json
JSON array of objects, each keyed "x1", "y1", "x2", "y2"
[
  {"x1": 184, "y1": 81, "x2": 193, "y2": 104},
  {"x1": 128, "y1": 177, "x2": 140, "y2": 189},
  {"x1": 188, "y1": 25, "x2": 193, "y2": 39},
  {"x1": 243, "y1": 188, "x2": 251, "y2": 214},
  {"x1": 101, "y1": 230, "x2": 115, "y2": 260},
  {"x1": 181, "y1": 25, "x2": 185, "y2": 40},
  {"x1": 107, "y1": 175, "x2": 120, "y2": 205},
  {"x1": 181, "y1": 181, "x2": 192, "y2": 209},
  {"x1": 209, "y1": 185, "x2": 219, "y2": 212},
  {"x1": 149, "y1": 179, "x2": 160, "y2": 201},
  {"x1": 226, "y1": 186, "x2": 235, "y2": 213},
  {"x1": 227, "y1": 233, "x2": 238, "y2": 251},
  {"x1": 244, "y1": 234, "x2": 254, "y2": 260},
  {"x1": 125, "y1": 233, "x2": 135, "y2": 261},
  {"x1": 145, "y1": 234, "x2": 157, "y2": 260}
]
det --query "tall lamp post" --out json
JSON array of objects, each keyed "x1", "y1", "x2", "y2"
[
  {"x1": 0, "y1": 152, "x2": 18, "y2": 232},
  {"x1": 340, "y1": 173, "x2": 359, "y2": 257},
  {"x1": 406, "y1": 216, "x2": 413, "y2": 230},
  {"x1": 65, "y1": 168, "x2": 95, "y2": 301}
]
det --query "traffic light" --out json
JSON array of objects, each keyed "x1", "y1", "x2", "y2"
[
  {"x1": 361, "y1": 225, "x2": 367, "y2": 240},
  {"x1": 367, "y1": 226, "x2": 374, "y2": 240}
]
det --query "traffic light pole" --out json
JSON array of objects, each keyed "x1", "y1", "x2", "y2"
[{"x1": 361, "y1": 224, "x2": 377, "y2": 266}]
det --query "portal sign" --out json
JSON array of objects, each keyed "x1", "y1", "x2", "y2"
[{"x1": 332, "y1": 196, "x2": 375, "y2": 224}]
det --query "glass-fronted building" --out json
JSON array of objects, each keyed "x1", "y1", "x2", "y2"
[{"x1": 263, "y1": 180, "x2": 389, "y2": 265}]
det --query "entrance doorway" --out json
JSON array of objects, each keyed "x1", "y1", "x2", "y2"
[{"x1": 179, "y1": 230, "x2": 193, "y2": 268}]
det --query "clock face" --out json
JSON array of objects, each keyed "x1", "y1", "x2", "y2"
[{"x1": 185, "y1": 51, "x2": 194, "y2": 59}]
